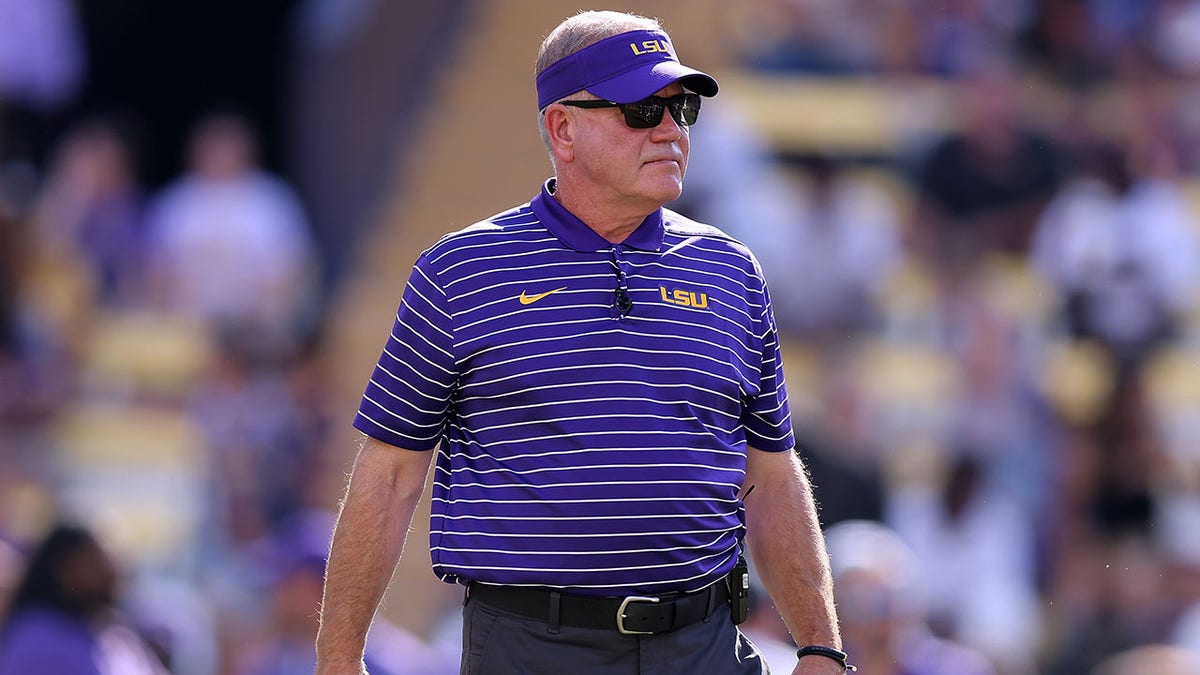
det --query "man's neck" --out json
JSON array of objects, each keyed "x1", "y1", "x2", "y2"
[{"x1": 551, "y1": 179, "x2": 657, "y2": 245}]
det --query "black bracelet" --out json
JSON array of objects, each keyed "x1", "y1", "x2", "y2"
[{"x1": 796, "y1": 645, "x2": 856, "y2": 672}]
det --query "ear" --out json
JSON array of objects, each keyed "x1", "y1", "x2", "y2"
[{"x1": 544, "y1": 105, "x2": 575, "y2": 165}]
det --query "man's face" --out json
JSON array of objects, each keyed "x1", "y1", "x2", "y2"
[
  {"x1": 57, "y1": 539, "x2": 118, "y2": 615},
  {"x1": 568, "y1": 83, "x2": 691, "y2": 213}
]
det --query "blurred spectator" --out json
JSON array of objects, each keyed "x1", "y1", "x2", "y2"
[
  {"x1": 30, "y1": 113, "x2": 149, "y2": 307},
  {"x1": 731, "y1": 0, "x2": 897, "y2": 74},
  {"x1": 1042, "y1": 376, "x2": 1182, "y2": 669},
  {"x1": 730, "y1": 0, "x2": 1034, "y2": 76},
  {"x1": 0, "y1": 203, "x2": 67, "y2": 427},
  {"x1": 0, "y1": 537, "x2": 19, "y2": 615},
  {"x1": 796, "y1": 431, "x2": 887, "y2": 528},
  {"x1": 1092, "y1": 643, "x2": 1200, "y2": 675},
  {"x1": 673, "y1": 95, "x2": 901, "y2": 342},
  {"x1": 1152, "y1": 0, "x2": 1200, "y2": 76},
  {"x1": 188, "y1": 327, "x2": 335, "y2": 561},
  {"x1": 0, "y1": 204, "x2": 23, "y2": 367},
  {"x1": 1046, "y1": 534, "x2": 1179, "y2": 673},
  {"x1": 1030, "y1": 140, "x2": 1200, "y2": 372},
  {"x1": 825, "y1": 519, "x2": 995, "y2": 675},
  {"x1": 145, "y1": 111, "x2": 318, "y2": 356},
  {"x1": 916, "y1": 0, "x2": 1035, "y2": 77},
  {"x1": 1174, "y1": 600, "x2": 1200, "y2": 659},
  {"x1": 123, "y1": 574, "x2": 219, "y2": 675},
  {"x1": 1157, "y1": 485, "x2": 1200, "y2": 640},
  {"x1": 1022, "y1": 0, "x2": 1117, "y2": 87},
  {"x1": 794, "y1": 354, "x2": 889, "y2": 526},
  {"x1": 0, "y1": 523, "x2": 166, "y2": 675},
  {"x1": 1040, "y1": 371, "x2": 1182, "y2": 672},
  {"x1": 232, "y1": 511, "x2": 454, "y2": 675},
  {"x1": 1085, "y1": 374, "x2": 1165, "y2": 536},
  {"x1": 749, "y1": 155, "x2": 902, "y2": 342},
  {"x1": 674, "y1": 100, "x2": 902, "y2": 342},
  {"x1": 672, "y1": 94, "x2": 802, "y2": 246},
  {"x1": 911, "y1": 59, "x2": 1064, "y2": 274},
  {"x1": 932, "y1": 271, "x2": 1059, "y2": 516},
  {"x1": 0, "y1": 0, "x2": 85, "y2": 169},
  {"x1": 739, "y1": 583, "x2": 800, "y2": 674},
  {"x1": 886, "y1": 452, "x2": 1042, "y2": 673}
]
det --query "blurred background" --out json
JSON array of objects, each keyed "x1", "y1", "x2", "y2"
[{"x1": 2, "y1": 0, "x2": 1200, "y2": 673}]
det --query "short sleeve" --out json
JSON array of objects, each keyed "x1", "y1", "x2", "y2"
[
  {"x1": 353, "y1": 255, "x2": 457, "y2": 450},
  {"x1": 739, "y1": 279, "x2": 794, "y2": 452}
]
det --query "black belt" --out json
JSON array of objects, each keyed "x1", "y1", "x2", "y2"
[{"x1": 467, "y1": 579, "x2": 730, "y2": 635}]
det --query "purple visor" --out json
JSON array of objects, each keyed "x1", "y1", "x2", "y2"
[{"x1": 536, "y1": 29, "x2": 719, "y2": 110}]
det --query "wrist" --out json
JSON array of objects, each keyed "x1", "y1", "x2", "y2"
[
  {"x1": 795, "y1": 645, "x2": 855, "y2": 672},
  {"x1": 314, "y1": 644, "x2": 367, "y2": 675},
  {"x1": 314, "y1": 657, "x2": 367, "y2": 675}
]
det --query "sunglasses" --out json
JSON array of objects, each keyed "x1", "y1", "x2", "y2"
[{"x1": 560, "y1": 93, "x2": 702, "y2": 129}]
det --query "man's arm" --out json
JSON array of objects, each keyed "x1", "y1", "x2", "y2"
[
  {"x1": 315, "y1": 435, "x2": 435, "y2": 674},
  {"x1": 743, "y1": 445, "x2": 846, "y2": 674}
]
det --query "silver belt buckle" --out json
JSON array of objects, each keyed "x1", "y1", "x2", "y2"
[{"x1": 616, "y1": 595, "x2": 662, "y2": 635}]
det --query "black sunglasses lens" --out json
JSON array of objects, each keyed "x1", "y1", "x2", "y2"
[
  {"x1": 672, "y1": 94, "x2": 700, "y2": 125},
  {"x1": 619, "y1": 95, "x2": 701, "y2": 128},
  {"x1": 622, "y1": 101, "x2": 664, "y2": 128}
]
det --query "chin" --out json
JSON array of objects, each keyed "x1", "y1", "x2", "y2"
[
  {"x1": 644, "y1": 176, "x2": 684, "y2": 203},
  {"x1": 638, "y1": 188, "x2": 682, "y2": 208}
]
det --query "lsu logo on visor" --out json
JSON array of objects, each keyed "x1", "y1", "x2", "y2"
[
  {"x1": 659, "y1": 285, "x2": 709, "y2": 309},
  {"x1": 630, "y1": 39, "x2": 670, "y2": 56}
]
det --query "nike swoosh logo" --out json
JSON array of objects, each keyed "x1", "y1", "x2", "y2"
[{"x1": 519, "y1": 287, "x2": 568, "y2": 305}]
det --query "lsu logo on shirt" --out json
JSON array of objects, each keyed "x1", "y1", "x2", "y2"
[
  {"x1": 659, "y1": 285, "x2": 709, "y2": 309},
  {"x1": 630, "y1": 40, "x2": 670, "y2": 56}
]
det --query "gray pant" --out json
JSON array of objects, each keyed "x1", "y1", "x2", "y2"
[{"x1": 460, "y1": 592, "x2": 769, "y2": 675}]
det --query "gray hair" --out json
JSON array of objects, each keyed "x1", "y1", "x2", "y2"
[{"x1": 534, "y1": 11, "x2": 664, "y2": 169}]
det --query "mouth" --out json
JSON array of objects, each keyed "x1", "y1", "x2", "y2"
[{"x1": 643, "y1": 157, "x2": 681, "y2": 169}]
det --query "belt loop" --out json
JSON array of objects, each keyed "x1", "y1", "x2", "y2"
[
  {"x1": 464, "y1": 582, "x2": 472, "y2": 607},
  {"x1": 548, "y1": 591, "x2": 562, "y2": 634},
  {"x1": 703, "y1": 582, "x2": 716, "y2": 623}
]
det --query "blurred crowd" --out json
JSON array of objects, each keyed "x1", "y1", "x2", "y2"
[
  {"x1": 0, "y1": 1, "x2": 447, "y2": 673},
  {"x1": 2, "y1": 0, "x2": 1200, "y2": 674},
  {"x1": 679, "y1": 1, "x2": 1200, "y2": 673},
  {"x1": 0, "y1": 72, "x2": 385, "y2": 675}
]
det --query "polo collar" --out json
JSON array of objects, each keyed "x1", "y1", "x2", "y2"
[{"x1": 531, "y1": 179, "x2": 665, "y2": 252}]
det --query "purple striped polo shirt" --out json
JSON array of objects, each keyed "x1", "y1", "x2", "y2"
[{"x1": 354, "y1": 179, "x2": 794, "y2": 596}]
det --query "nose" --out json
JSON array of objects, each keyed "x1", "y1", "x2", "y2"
[{"x1": 649, "y1": 108, "x2": 684, "y2": 141}]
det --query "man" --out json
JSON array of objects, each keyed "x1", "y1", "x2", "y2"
[
  {"x1": 316, "y1": 10, "x2": 847, "y2": 675},
  {"x1": 237, "y1": 511, "x2": 455, "y2": 675},
  {"x1": 824, "y1": 520, "x2": 995, "y2": 675},
  {"x1": 0, "y1": 523, "x2": 167, "y2": 675}
]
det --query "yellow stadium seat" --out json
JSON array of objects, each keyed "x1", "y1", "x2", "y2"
[
  {"x1": 80, "y1": 310, "x2": 216, "y2": 399},
  {"x1": 50, "y1": 402, "x2": 207, "y2": 568},
  {"x1": 1038, "y1": 340, "x2": 1115, "y2": 428}
]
